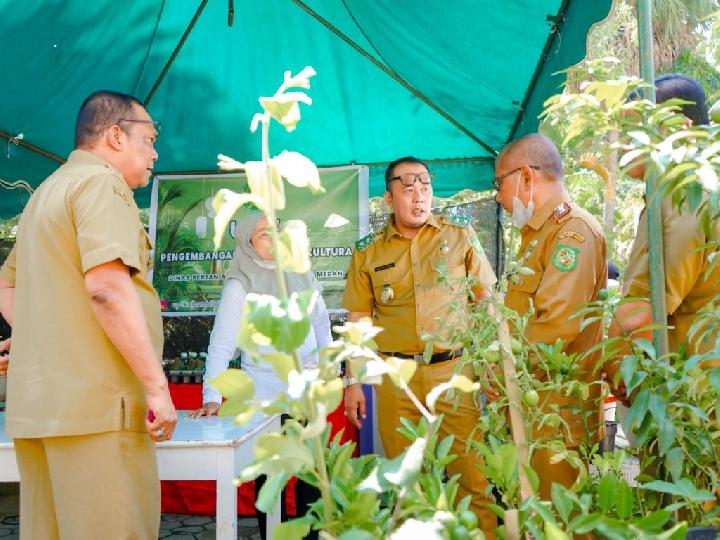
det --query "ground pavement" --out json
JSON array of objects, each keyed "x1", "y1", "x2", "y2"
[{"x1": 0, "y1": 483, "x2": 261, "y2": 539}]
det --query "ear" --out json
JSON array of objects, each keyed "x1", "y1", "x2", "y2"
[
  {"x1": 106, "y1": 125, "x2": 125, "y2": 151},
  {"x1": 383, "y1": 189, "x2": 393, "y2": 209},
  {"x1": 519, "y1": 166, "x2": 533, "y2": 189}
]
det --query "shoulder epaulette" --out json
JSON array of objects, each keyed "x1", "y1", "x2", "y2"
[
  {"x1": 553, "y1": 202, "x2": 572, "y2": 222},
  {"x1": 442, "y1": 213, "x2": 472, "y2": 228},
  {"x1": 354, "y1": 232, "x2": 379, "y2": 252}
]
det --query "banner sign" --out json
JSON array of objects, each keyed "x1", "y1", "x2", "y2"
[{"x1": 149, "y1": 166, "x2": 369, "y2": 316}]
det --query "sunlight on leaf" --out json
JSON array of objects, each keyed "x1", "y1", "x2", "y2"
[
  {"x1": 212, "y1": 188, "x2": 267, "y2": 248},
  {"x1": 273, "y1": 150, "x2": 324, "y2": 194},
  {"x1": 277, "y1": 220, "x2": 311, "y2": 273}
]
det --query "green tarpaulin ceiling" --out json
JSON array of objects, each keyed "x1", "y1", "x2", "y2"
[{"x1": 0, "y1": 0, "x2": 612, "y2": 219}]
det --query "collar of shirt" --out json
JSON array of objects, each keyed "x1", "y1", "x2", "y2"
[
  {"x1": 67, "y1": 149, "x2": 125, "y2": 182},
  {"x1": 525, "y1": 191, "x2": 571, "y2": 231},
  {"x1": 384, "y1": 212, "x2": 441, "y2": 241}
]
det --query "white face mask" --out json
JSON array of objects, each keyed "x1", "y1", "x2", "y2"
[{"x1": 511, "y1": 174, "x2": 534, "y2": 228}]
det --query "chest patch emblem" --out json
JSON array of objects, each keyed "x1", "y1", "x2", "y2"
[
  {"x1": 380, "y1": 284, "x2": 394, "y2": 304},
  {"x1": 551, "y1": 244, "x2": 579, "y2": 272}
]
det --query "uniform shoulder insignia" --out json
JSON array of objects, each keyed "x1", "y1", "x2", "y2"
[
  {"x1": 558, "y1": 230, "x2": 585, "y2": 243},
  {"x1": 443, "y1": 213, "x2": 471, "y2": 228},
  {"x1": 112, "y1": 184, "x2": 133, "y2": 207},
  {"x1": 553, "y1": 202, "x2": 571, "y2": 222},
  {"x1": 354, "y1": 232, "x2": 379, "y2": 252}
]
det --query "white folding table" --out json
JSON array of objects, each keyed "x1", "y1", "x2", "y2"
[{"x1": 0, "y1": 411, "x2": 281, "y2": 539}]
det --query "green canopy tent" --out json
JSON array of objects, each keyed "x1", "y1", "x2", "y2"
[{"x1": 0, "y1": 0, "x2": 612, "y2": 219}]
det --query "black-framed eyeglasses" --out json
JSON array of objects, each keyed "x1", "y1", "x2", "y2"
[
  {"x1": 117, "y1": 118, "x2": 162, "y2": 133},
  {"x1": 492, "y1": 165, "x2": 540, "y2": 190},
  {"x1": 389, "y1": 171, "x2": 435, "y2": 187}
]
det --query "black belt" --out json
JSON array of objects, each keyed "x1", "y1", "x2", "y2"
[{"x1": 381, "y1": 349, "x2": 463, "y2": 364}]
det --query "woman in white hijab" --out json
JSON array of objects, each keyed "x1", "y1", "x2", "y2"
[
  {"x1": 189, "y1": 213, "x2": 329, "y2": 539},
  {"x1": 190, "y1": 212, "x2": 332, "y2": 416}
]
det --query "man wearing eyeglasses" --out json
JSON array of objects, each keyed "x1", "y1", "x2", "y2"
[
  {"x1": 342, "y1": 156, "x2": 498, "y2": 536},
  {"x1": 495, "y1": 134, "x2": 607, "y2": 501},
  {"x1": 0, "y1": 91, "x2": 175, "y2": 539}
]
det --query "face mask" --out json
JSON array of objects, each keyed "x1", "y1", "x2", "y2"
[{"x1": 511, "y1": 174, "x2": 534, "y2": 228}]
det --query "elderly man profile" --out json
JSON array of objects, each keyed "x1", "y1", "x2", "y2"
[
  {"x1": 495, "y1": 134, "x2": 608, "y2": 500},
  {"x1": 342, "y1": 156, "x2": 499, "y2": 537},
  {"x1": 0, "y1": 91, "x2": 176, "y2": 539}
]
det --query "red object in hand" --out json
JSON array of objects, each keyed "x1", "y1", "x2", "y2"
[{"x1": 147, "y1": 410, "x2": 155, "y2": 422}]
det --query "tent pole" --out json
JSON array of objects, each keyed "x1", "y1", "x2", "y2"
[
  {"x1": 144, "y1": 0, "x2": 209, "y2": 106},
  {"x1": 291, "y1": 0, "x2": 498, "y2": 157},
  {"x1": 0, "y1": 129, "x2": 64, "y2": 164},
  {"x1": 636, "y1": 0, "x2": 669, "y2": 358}
]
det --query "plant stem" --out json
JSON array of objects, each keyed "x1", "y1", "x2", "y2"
[
  {"x1": 310, "y1": 426, "x2": 334, "y2": 519},
  {"x1": 260, "y1": 117, "x2": 303, "y2": 375},
  {"x1": 400, "y1": 380, "x2": 436, "y2": 423}
]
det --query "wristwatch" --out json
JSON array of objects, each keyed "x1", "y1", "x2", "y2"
[{"x1": 342, "y1": 375, "x2": 359, "y2": 388}]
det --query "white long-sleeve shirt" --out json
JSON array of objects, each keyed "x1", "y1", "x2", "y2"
[{"x1": 202, "y1": 278, "x2": 333, "y2": 404}]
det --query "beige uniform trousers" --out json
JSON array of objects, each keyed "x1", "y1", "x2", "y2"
[
  {"x1": 15, "y1": 430, "x2": 159, "y2": 540},
  {"x1": 375, "y1": 358, "x2": 497, "y2": 539}
]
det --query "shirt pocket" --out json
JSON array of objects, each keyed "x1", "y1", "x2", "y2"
[
  {"x1": 370, "y1": 265, "x2": 410, "y2": 306},
  {"x1": 507, "y1": 270, "x2": 542, "y2": 295},
  {"x1": 430, "y1": 251, "x2": 467, "y2": 297}
]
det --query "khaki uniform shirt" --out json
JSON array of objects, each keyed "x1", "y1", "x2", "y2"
[
  {"x1": 342, "y1": 213, "x2": 497, "y2": 354},
  {"x1": 0, "y1": 150, "x2": 162, "y2": 438},
  {"x1": 623, "y1": 199, "x2": 720, "y2": 355},
  {"x1": 505, "y1": 193, "x2": 607, "y2": 445}
]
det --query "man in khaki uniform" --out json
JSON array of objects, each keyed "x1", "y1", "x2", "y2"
[
  {"x1": 495, "y1": 134, "x2": 607, "y2": 500},
  {"x1": 0, "y1": 91, "x2": 176, "y2": 539},
  {"x1": 343, "y1": 157, "x2": 498, "y2": 536},
  {"x1": 608, "y1": 74, "x2": 719, "y2": 379}
]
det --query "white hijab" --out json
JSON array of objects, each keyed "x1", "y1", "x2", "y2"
[{"x1": 224, "y1": 213, "x2": 320, "y2": 295}]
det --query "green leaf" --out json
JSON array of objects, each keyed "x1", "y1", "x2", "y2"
[
  {"x1": 382, "y1": 437, "x2": 427, "y2": 487},
  {"x1": 436, "y1": 435, "x2": 455, "y2": 460},
  {"x1": 243, "y1": 290, "x2": 315, "y2": 353},
  {"x1": 523, "y1": 464, "x2": 540, "y2": 496},
  {"x1": 615, "y1": 479, "x2": 633, "y2": 520},
  {"x1": 277, "y1": 220, "x2": 311, "y2": 273},
  {"x1": 597, "y1": 473, "x2": 616, "y2": 514},
  {"x1": 260, "y1": 91, "x2": 312, "y2": 132},
  {"x1": 263, "y1": 352, "x2": 295, "y2": 383},
  {"x1": 338, "y1": 529, "x2": 375, "y2": 540},
  {"x1": 569, "y1": 513, "x2": 601, "y2": 534},
  {"x1": 240, "y1": 433, "x2": 314, "y2": 479},
  {"x1": 686, "y1": 181, "x2": 704, "y2": 210},
  {"x1": 271, "y1": 520, "x2": 311, "y2": 540},
  {"x1": 626, "y1": 387, "x2": 650, "y2": 430},
  {"x1": 209, "y1": 369, "x2": 255, "y2": 401},
  {"x1": 648, "y1": 393, "x2": 667, "y2": 421},
  {"x1": 551, "y1": 483, "x2": 574, "y2": 524},
  {"x1": 631, "y1": 509, "x2": 671, "y2": 532},
  {"x1": 211, "y1": 187, "x2": 267, "y2": 248},
  {"x1": 545, "y1": 521, "x2": 571, "y2": 540},
  {"x1": 272, "y1": 150, "x2": 324, "y2": 194},
  {"x1": 246, "y1": 160, "x2": 285, "y2": 210},
  {"x1": 641, "y1": 478, "x2": 715, "y2": 502},
  {"x1": 385, "y1": 356, "x2": 417, "y2": 387},
  {"x1": 256, "y1": 471, "x2": 290, "y2": 514},
  {"x1": 310, "y1": 377, "x2": 343, "y2": 414},
  {"x1": 657, "y1": 420, "x2": 677, "y2": 457}
]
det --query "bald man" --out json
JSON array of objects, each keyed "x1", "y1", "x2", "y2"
[{"x1": 495, "y1": 134, "x2": 607, "y2": 499}]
